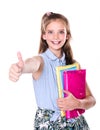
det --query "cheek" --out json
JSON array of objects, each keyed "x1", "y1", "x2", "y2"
[
  {"x1": 46, "y1": 35, "x2": 52, "y2": 40},
  {"x1": 61, "y1": 37, "x2": 67, "y2": 44},
  {"x1": 61, "y1": 35, "x2": 67, "y2": 41}
]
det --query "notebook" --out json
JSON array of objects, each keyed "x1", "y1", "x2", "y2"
[
  {"x1": 56, "y1": 62, "x2": 79, "y2": 116},
  {"x1": 63, "y1": 69, "x2": 86, "y2": 119}
]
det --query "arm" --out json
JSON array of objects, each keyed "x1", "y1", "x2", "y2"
[
  {"x1": 78, "y1": 82, "x2": 96, "y2": 110},
  {"x1": 64, "y1": 82, "x2": 96, "y2": 110},
  {"x1": 9, "y1": 52, "x2": 43, "y2": 82},
  {"x1": 57, "y1": 63, "x2": 96, "y2": 111},
  {"x1": 57, "y1": 84, "x2": 96, "y2": 111},
  {"x1": 22, "y1": 56, "x2": 43, "y2": 74}
]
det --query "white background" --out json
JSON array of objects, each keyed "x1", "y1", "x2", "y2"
[{"x1": 0, "y1": 0, "x2": 100, "y2": 129}]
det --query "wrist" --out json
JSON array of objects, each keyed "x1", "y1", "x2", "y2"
[{"x1": 78, "y1": 99, "x2": 84, "y2": 109}]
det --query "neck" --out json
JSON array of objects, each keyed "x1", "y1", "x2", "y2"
[{"x1": 49, "y1": 48, "x2": 62, "y2": 58}]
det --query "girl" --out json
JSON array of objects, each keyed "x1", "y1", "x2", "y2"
[{"x1": 9, "y1": 12, "x2": 96, "y2": 130}]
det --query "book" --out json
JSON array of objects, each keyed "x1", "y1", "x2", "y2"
[
  {"x1": 63, "y1": 69, "x2": 86, "y2": 119},
  {"x1": 56, "y1": 62, "x2": 79, "y2": 117}
]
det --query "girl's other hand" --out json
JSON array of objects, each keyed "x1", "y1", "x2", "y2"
[{"x1": 57, "y1": 90, "x2": 80, "y2": 111}]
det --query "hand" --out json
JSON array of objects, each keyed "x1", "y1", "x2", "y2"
[
  {"x1": 9, "y1": 52, "x2": 24, "y2": 82},
  {"x1": 57, "y1": 90, "x2": 80, "y2": 111}
]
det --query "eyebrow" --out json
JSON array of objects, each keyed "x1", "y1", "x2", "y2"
[{"x1": 47, "y1": 28, "x2": 66, "y2": 31}]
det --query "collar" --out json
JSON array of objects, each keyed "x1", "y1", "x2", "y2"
[{"x1": 45, "y1": 49, "x2": 66, "y2": 63}]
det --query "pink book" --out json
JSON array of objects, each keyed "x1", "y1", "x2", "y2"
[
  {"x1": 56, "y1": 63, "x2": 79, "y2": 117},
  {"x1": 63, "y1": 69, "x2": 86, "y2": 119}
]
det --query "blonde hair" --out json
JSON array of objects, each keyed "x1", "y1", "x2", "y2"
[{"x1": 38, "y1": 12, "x2": 75, "y2": 64}]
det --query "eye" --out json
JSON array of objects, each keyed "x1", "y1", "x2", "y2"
[
  {"x1": 59, "y1": 30, "x2": 65, "y2": 34},
  {"x1": 48, "y1": 30, "x2": 53, "y2": 34}
]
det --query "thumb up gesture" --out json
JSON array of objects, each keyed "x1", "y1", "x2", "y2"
[{"x1": 9, "y1": 52, "x2": 24, "y2": 82}]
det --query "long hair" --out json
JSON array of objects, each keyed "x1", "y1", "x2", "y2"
[{"x1": 38, "y1": 12, "x2": 75, "y2": 65}]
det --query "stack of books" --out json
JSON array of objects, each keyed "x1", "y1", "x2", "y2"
[{"x1": 56, "y1": 63, "x2": 86, "y2": 119}]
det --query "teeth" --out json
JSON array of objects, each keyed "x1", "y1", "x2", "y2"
[
  {"x1": 54, "y1": 42, "x2": 58, "y2": 44},
  {"x1": 52, "y1": 41, "x2": 59, "y2": 44}
]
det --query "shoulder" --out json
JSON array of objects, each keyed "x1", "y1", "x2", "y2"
[
  {"x1": 32, "y1": 55, "x2": 44, "y2": 70},
  {"x1": 73, "y1": 60, "x2": 81, "y2": 69}
]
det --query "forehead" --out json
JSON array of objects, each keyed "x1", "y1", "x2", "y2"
[{"x1": 46, "y1": 19, "x2": 66, "y2": 29}]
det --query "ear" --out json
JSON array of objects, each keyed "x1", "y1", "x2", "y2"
[
  {"x1": 66, "y1": 35, "x2": 68, "y2": 40},
  {"x1": 42, "y1": 34, "x2": 46, "y2": 40}
]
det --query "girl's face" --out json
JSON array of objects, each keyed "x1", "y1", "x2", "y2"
[{"x1": 43, "y1": 19, "x2": 67, "y2": 54}]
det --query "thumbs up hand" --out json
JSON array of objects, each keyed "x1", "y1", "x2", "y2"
[{"x1": 9, "y1": 52, "x2": 24, "y2": 82}]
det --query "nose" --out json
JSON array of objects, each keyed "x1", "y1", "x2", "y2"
[{"x1": 53, "y1": 33, "x2": 59, "y2": 39}]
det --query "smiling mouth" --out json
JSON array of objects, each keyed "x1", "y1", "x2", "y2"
[{"x1": 52, "y1": 41, "x2": 61, "y2": 45}]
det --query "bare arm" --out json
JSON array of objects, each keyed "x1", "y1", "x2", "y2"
[
  {"x1": 78, "y1": 82, "x2": 96, "y2": 110},
  {"x1": 22, "y1": 56, "x2": 43, "y2": 74},
  {"x1": 57, "y1": 63, "x2": 96, "y2": 111},
  {"x1": 9, "y1": 52, "x2": 43, "y2": 82},
  {"x1": 57, "y1": 83, "x2": 96, "y2": 111}
]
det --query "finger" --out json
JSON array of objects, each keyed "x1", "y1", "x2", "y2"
[
  {"x1": 9, "y1": 66, "x2": 22, "y2": 76},
  {"x1": 9, "y1": 74, "x2": 19, "y2": 82},
  {"x1": 17, "y1": 51, "x2": 23, "y2": 61},
  {"x1": 10, "y1": 64, "x2": 22, "y2": 73},
  {"x1": 9, "y1": 67, "x2": 21, "y2": 79},
  {"x1": 17, "y1": 51, "x2": 24, "y2": 68},
  {"x1": 63, "y1": 90, "x2": 70, "y2": 97}
]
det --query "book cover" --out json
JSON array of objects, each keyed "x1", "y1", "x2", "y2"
[
  {"x1": 63, "y1": 69, "x2": 86, "y2": 119},
  {"x1": 56, "y1": 62, "x2": 79, "y2": 117}
]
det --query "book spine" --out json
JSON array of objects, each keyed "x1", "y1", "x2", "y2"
[{"x1": 56, "y1": 68, "x2": 65, "y2": 117}]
